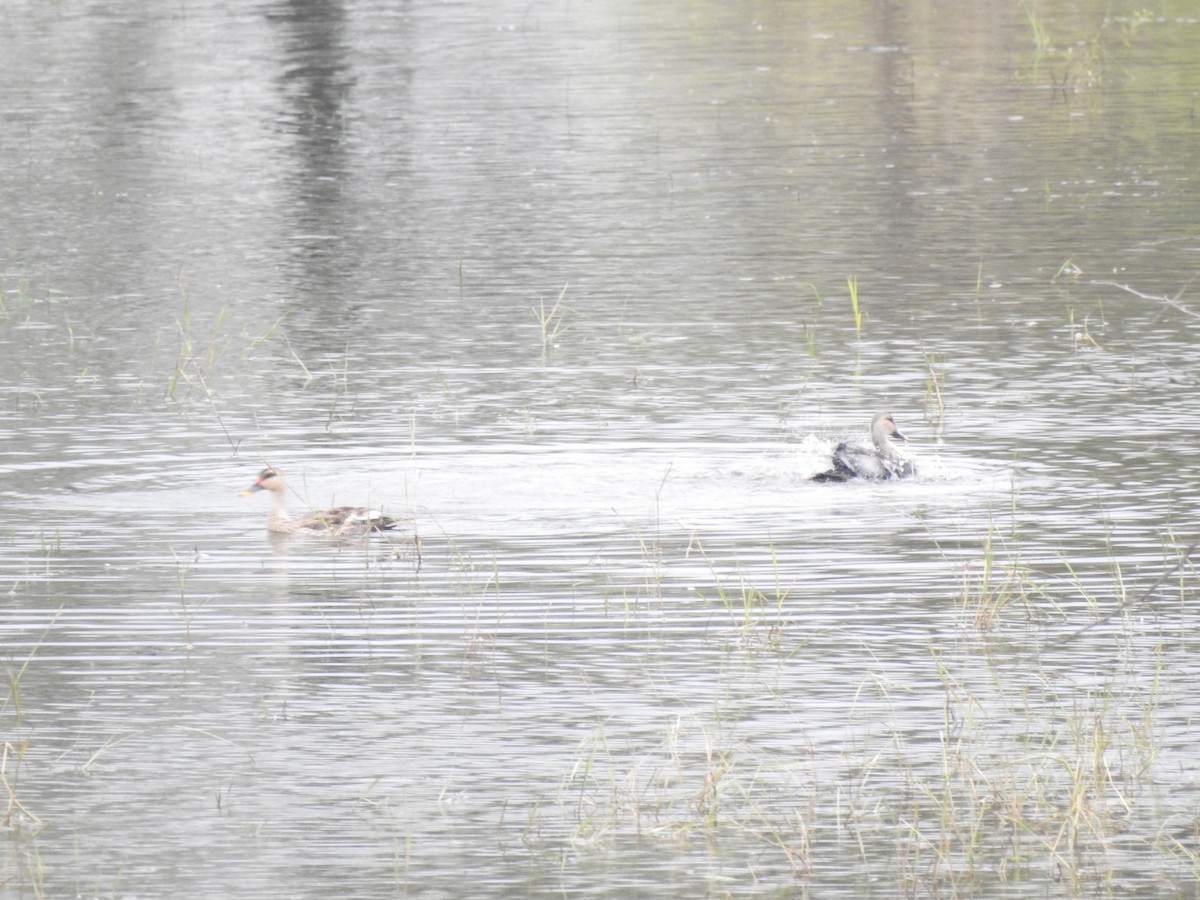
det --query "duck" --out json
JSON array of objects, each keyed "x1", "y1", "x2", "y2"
[
  {"x1": 811, "y1": 412, "x2": 916, "y2": 482},
  {"x1": 241, "y1": 468, "x2": 405, "y2": 536}
]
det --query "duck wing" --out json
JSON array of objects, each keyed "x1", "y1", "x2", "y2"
[
  {"x1": 329, "y1": 506, "x2": 405, "y2": 534},
  {"x1": 810, "y1": 441, "x2": 861, "y2": 482},
  {"x1": 287, "y1": 506, "x2": 398, "y2": 534},
  {"x1": 812, "y1": 440, "x2": 916, "y2": 482}
]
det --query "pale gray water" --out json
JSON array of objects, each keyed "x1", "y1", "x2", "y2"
[{"x1": 3, "y1": 1, "x2": 1200, "y2": 897}]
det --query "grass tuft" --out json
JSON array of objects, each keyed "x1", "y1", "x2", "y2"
[
  {"x1": 534, "y1": 283, "x2": 572, "y2": 357},
  {"x1": 847, "y1": 275, "x2": 862, "y2": 337}
]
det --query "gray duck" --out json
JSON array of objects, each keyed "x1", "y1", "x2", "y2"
[{"x1": 811, "y1": 412, "x2": 916, "y2": 482}]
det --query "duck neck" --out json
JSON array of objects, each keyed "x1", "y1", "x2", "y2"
[{"x1": 267, "y1": 491, "x2": 296, "y2": 534}]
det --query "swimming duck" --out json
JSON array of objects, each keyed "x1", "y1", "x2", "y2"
[
  {"x1": 811, "y1": 412, "x2": 916, "y2": 482},
  {"x1": 241, "y1": 468, "x2": 404, "y2": 535}
]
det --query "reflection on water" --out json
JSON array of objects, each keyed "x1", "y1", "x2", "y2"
[{"x1": 3, "y1": 0, "x2": 1200, "y2": 897}]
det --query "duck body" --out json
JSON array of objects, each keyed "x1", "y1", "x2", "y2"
[
  {"x1": 811, "y1": 412, "x2": 916, "y2": 482},
  {"x1": 242, "y1": 468, "x2": 404, "y2": 536}
]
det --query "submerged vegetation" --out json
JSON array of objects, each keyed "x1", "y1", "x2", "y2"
[
  {"x1": 538, "y1": 514, "x2": 1200, "y2": 895},
  {"x1": 533, "y1": 282, "x2": 572, "y2": 359},
  {"x1": 846, "y1": 274, "x2": 862, "y2": 337},
  {"x1": 4, "y1": 476, "x2": 1197, "y2": 896},
  {"x1": 1021, "y1": 1, "x2": 1158, "y2": 93}
]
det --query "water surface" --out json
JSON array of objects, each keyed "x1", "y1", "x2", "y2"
[{"x1": 3, "y1": 1, "x2": 1200, "y2": 897}]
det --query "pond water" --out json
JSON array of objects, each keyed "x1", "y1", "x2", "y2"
[{"x1": 3, "y1": 1, "x2": 1200, "y2": 897}]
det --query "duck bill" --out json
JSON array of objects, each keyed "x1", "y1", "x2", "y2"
[
  {"x1": 240, "y1": 484, "x2": 265, "y2": 496},
  {"x1": 892, "y1": 428, "x2": 908, "y2": 442}
]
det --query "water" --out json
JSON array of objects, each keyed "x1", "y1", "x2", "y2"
[{"x1": 3, "y1": 1, "x2": 1200, "y2": 897}]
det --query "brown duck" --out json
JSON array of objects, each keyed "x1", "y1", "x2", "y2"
[{"x1": 241, "y1": 468, "x2": 405, "y2": 535}]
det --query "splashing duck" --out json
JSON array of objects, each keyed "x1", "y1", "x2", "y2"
[{"x1": 811, "y1": 412, "x2": 916, "y2": 482}]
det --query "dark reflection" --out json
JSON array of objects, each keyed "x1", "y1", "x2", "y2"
[
  {"x1": 861, "y1": 0, "x2": 1030, "y2": 281},
  {"x1": 270, "y1": 0, "x2": 354, "y2": 204},
  {"x1": 263, "y1": 0, "x2": 417, "y2": 360},
  {"x1": 867, "y1": 0, "x2": 921, "y2": 259},
  {"x1": 266, "y1": 0, "x2": 366, "y2": 344}
]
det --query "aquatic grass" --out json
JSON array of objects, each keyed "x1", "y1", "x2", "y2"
[
  {"x1": 609, "y1": 466, "x2": 673, "y2": 605},
  {"x1": 246, "y1": 313, "x2": 285, "y2": 351},
  {"x1": 36, "y1": 529, "x2": 63, "y2": 557},
  {"x1": 1020, "y1": 4, "x2": 1155, "y2": 95},
  {"x1": 166, "y1": 288, "x2": 193, "y2": 400},
  {"x1": 689, "y1": 537, "x2": 790, "y2": 651},
  {"x1": 1067, "y1": 304, "x2": 1105, "y2": 351},
  {"x1": 167, "y1": 545, "x2": 212, "y2": 649},
  {"x1": 915, "y1": 640, "x2": 1163, "y2": 889},
  {"x1": 947, "y1": 483, "x2": 1084, "y2": 632},
  {"x1": 801, "y1": 319, "x2": 816, "y2": 357},
  {"x1": 324, "y1": 349, "x2": 352, "y2": 431},
  {"x1": 0, "y1": 277, "x2": 45, "y2": 325},
  {"x1": 534, "y1": 283, "x2": 572, "y2": 357},
  {"x1": 165, "y1": 285, "x2": 243, "y2": 452},
  {"x1": 1096, "y1": 274, "x2": 1200, "y2": 322},
  {"x1": 1, "y1": 705, "x2": 32, "y2": 830},
  {"x1": 1057, "y1": 539, "x2": 1198, "y2": 643},
  {"x1": 958, "y1": 527, "x2": 1141, "y2": 633},
  {"x1": 80, "y1": 726, "x2": 254, "y2": 777},
  {"x1": 277, "y1": 329, "x2": 315, "y2": 386},
  {"x1": 538, "y1": 510, "x2": 1195, "y2": 894},
  {"x1": 1024, "y1": 2, "x2": 1051, "y2": 53},
  {"x1": 846, "y1": 274, "x2": 862, "y2": 337},
  {"x1": 546, "y1": 635, "x2": 1175, "y2": 894},
  {"x1": 167, "y1": 280, "x2": 230, "y2": 400},
  {"x1": 797, "y1": 279, "x2": 823, "y2": 355},
  {"x1": 1163, "y1": 529, "x2": 1197, "y2": 607},
  {"x1": 959, "y1": 516, "x2": 1027, "y2": 631},
  {"x1": 356, "y1": 784, "x2": 412, "y2": 891},
  {"x1": 1, "y1": 708, "x2": 38, "y2": 832},
  {"x1": 1053, "y1": 258, "x2": 1083, "y2": 282},
  {"x1": 1059, "y1": 551, "x2": 1123, "y2": 620},
  {"x1": 922, "y1": 350, "x2": 946, "y2": 432},
  {"x1": 559, "y1": 714, "x2": 762, "y2": 850},
  {"x1": 378, "y1": 526, "x2": 423, "y2": 573},
  {"x1": 3, "y1": 606, "x2": 62, "y2": 836},
  {"x1": 562, "y1": 724, "x2": 626, "y2": 847},
  {"x1": 455, "y1": 551, "x2": 505, "y2": 673},
  {"x1": 167, "y1": 283, "x2": 325, "y2": 448}
]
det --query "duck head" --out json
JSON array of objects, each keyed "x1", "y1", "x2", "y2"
[
  {"x1": 870, "y1": 412, "x2": 906, "y2": 447},
  {"x1": 241, "y1": 468, "x2": 285, "y2": 495}
]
